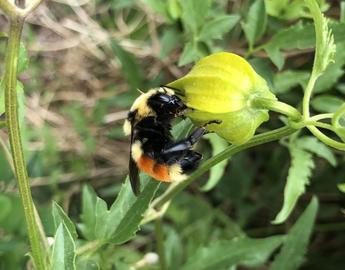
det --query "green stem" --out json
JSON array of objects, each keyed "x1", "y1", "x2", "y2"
[
  {"x1": 289, "y1": 119, "x2": 335, "y2": 132},
  {"x1": 76, "y1": 240, "x2": 104, "y2": 256},
  {"x1": 152, "y1": 126, "x2": 296, "y2": 209},
  {"x1": 4, "y1": 17, "x2": 47, "y2": 270},
  {"x1": 303, "y1": 0, "x2": 322, "y2": 120},
  {"x1": 251, "y1": 97, "x2": 301, "y2": 120},
  {"x1": 310, "y1": 113, "x2": 333, "y2": 121},
  {"x1": 307, "y1": 125, "x2": 345, "y2": 151},
  {"x1": 155, "y1": 218, "x2": 167, "y2": 270},
  {"x1": 303, "y1": 73, "x2": 318, "y2": 120},
  {"x1": 0, "y1": 0, "x2": 19, "y2": 18}
]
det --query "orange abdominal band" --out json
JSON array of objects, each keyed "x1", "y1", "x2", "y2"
[{"x1": 137, "y1": 155, "x2": 172, "y2": 182}]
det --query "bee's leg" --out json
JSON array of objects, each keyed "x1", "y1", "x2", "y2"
[
  {"x1": 161, "y1": 127, "x2": 206, "y2": 157},
  {"x1": 177, "y1": 151, "x2": 202, "y2": 173},
  {"x1": 202, "y1": 120, "x2": 222, "y2": 127}
]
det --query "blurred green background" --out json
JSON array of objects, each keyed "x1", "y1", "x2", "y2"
[{"x1": 1, "y1": 0, "x2": 345, "y2": 269}]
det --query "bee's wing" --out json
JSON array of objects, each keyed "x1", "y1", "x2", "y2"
[{"x1": 129, "y1": 126, "x2": 140, "y2": 196}]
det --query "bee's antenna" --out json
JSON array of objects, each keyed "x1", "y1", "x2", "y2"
[
  {"x1": 136, "y1": 88, "x2": 144, "y2": 94},
  {"x1": 160, "y1": 85, "x2": 184, "y2": 96}
]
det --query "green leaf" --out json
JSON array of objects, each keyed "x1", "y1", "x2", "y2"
[
  {"x1": 80, "y1": 178, "x2": 159, "y2": 244},
  {"x1": 0, "y1": 195, "x2": 12, "y2": 222},
  {"x1": 263, "y1": 22, "x2": 345, "y2": 69},
  {"x1": 52, "y1": 202, "x2": 78, "y2": 240},
  {"x1": 168, "y1": 0, "x2": 182, "y2": 20},
  {"x1": 181, "y1": 236, "x2": 285, "y2": 270},
  {"x1": 178, "y1": 42, "x2": 200, "y2": 66},
  {"x1": 249, "y1": 58, "x2": 275, "y2": 89},
  {"x1": 295, "y1": 136, "x2": 337, "y2": 166},
  {"x1": 0, "y1": 80, "x2": 4, "y2": 115},
  {"x1": 0, "y1": 120, "x2": 5, "y2": 129},
  {"x1": 305, "y1": 0, "x2": 335, "y2": 76},
  {"x1": 160, "y1": 28, "x2": 181, "y2": 58},
  {"x1": 94, "y1": 197, "x2": 109, "y2": 239},
  {"x1": 201, "y1": 134, "x2": 229, "y2": 191},
  {"x1": 337, "y1": 183, "x2": 345, "y2": 193},
  {"x1": 241, "y1": 0, "x2": 267, "y2": 49},
  {"x1": 108, "y1": 177, "x2": 159, "y2": 244},
  {"x1": 332, "y1": 103, "x2": 345, "y2": 142},
  {"x1": 265, "y1": 0, "x2": 329, "y2": 20},
  {"x1": 270, "y1": 197, "x2": 319, "y2": 270},
  {"x1": 311, "y1": 95, "x2": 344, "y2": 113},
  {"x1": 314, "y1": 42, "x2": 345, "y2": 93},
  {"x1": 180, "y1": 0, "x2": 210, "y2": 35},
  {"x1": 273, "y1": 70, "x2": 309, "y2": 94},
  {"x1": 143, "y1": 0, "x2": 170, "y2": 21},
  {"x1": 264, "y1": 23, "x2": 314, "y2": 69},
  {"x1": 341, "y1": 1, "x2": 345, "y2": 23},
  {"x1": 109, "y1": 39, "x2": 143, "y2": 92},
  {"x1": 17, "y1": 42, "x2": 29, "y2": 74},
  {"x1": 110, "y1": 0, "x2": 135, "y2": 9},
  {"x1": 51, "y1": 223, "x2": 76, "y2": 270},
  {"x1": 79, "y1": 185, "x2": 98, "y2": 240},
  {"x1": 199, "y1": 15, "x2": 240, "y2": 41},
  {"x1": 16, "y1": 81, "x2": 25, "y2": 130},
  {"x1": 165, "y1": 228, "x2": 183, "y2": 270},
  {"x1": 273, "y1": 141, "x2": 315, "y2": 224}
]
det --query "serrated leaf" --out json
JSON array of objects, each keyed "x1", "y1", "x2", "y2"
[
  {"x1": 273, "y1": 70, "x2": 309, "y2": 94},
  {"x1": 311, "y1": 95, "x2": 344, "y2": 113},
  {"x1": 201, "y1": 133, "x2": 229, "y2": 191},
  {"x1": 263, "y1": 22, "x2": 345, "y2": 69},
  {"x1": 80, "y1": 177, "x2": 159, "y2": 244},
  {"x1": 305, "y1": 0, "x2": 336, "y2": 75},
  {"x1": 273, "y1": 142, "x2": 315, "y2": 224},
  {"x1": 51, "y1": 223, "x2": 76, "y2": 270},
  {"x1": 181, "y1": 236, "x2": 284, "y2": 270},
  {"x1": 295, "y1": 136, "x2": 337, "y2": 166},
  {"x1": 241, "y1": 0, "x2": 267, "y2": 49},
  {"x1": 270, "y1": 197, "x2": 318, "y2": 270},
  {"x1": 313, "y1": 42, "x2": 345, "y2": 93},
  {"x1": 199, "y1": 15, "x2": 240, "y2": 41},
  {"x1": 52, "y1": 202, "x2": 78, "y2": 240},
  {"x1": 264, "y1": 23, "x2": 314, "y2": 69}
]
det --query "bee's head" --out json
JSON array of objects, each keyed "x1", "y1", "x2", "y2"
[{"x1": 148, "y1": 91, "x2": 187, "y2": 119}]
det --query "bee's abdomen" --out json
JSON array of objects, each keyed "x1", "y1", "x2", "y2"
[{"x1": 137, "y1": 155, "x2": 172, "y2": 182}]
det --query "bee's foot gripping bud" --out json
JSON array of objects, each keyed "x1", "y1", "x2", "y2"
[{"x1": 203, "y1": 120, "x2": 222, "y2": 127}]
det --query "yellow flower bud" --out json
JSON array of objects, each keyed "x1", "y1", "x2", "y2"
[{"x1": 168, "y1": 52, "x2": 277, "y2": 145}]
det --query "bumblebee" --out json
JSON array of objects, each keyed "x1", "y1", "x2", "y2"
[{"x1": 123, "y1": 87, "x2": 205, "y2": 195}]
